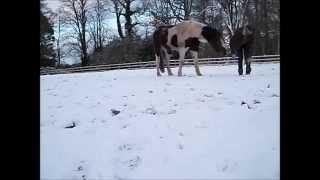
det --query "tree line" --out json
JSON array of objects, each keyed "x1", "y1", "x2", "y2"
[{"x1": 40, "y1": 0, "x2": 280, "y2": 68}]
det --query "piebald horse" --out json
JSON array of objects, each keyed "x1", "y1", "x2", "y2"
[
  {"x1": 230, "y1": 25, "x2": 255, "y2": 75},
  {"x1": 153, "y1": 20, "x2": 227, "y2": 76}
]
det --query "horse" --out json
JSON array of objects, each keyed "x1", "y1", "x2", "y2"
[
  {"x1": 230, "y1": 25, "x2": 255, "y2": 75},
  {"x1": 153, "y1": 20, "x2": 227, "y2": 76}
]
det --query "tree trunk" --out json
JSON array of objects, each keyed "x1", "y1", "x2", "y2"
[
  {"x1": 263, "y1": 0, "x2": 268, "y2": 55},
  {"x1": 113, "y1": 0, "x2": 124, "y2": 39},
  {"x1": 81, "y1": 22, "x2": 88, "y2": 66},
  {"x1": 184, "y1": 0, "x2": 192, "y2": 20},
  {"x1": 200, "y1": 0, "x2": 207, "y2": 23},
  {"x1": 56, "y1": 16, "x2": 61, "y2": 67},
  {"x1": 124, "y1": 1, "x2": 134, "y2": 39},
  {"x1": 116, "y1": 13, "x2": 124, "y2": 39}
]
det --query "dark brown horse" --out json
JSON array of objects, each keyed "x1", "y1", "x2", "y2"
[
  {"x1": 153, "y1": 20, "x2": 226, "y2": 76},
  {"x1": 230, "y1": 25, "x2": 255, "y2": 75}
]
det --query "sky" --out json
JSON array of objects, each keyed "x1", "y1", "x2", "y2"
[
  {"x1": 45, "y1": 0, "x2": 149, "y2": 36},
  {"x1": 45, "y1": 0, "x2": 152, "y2": 65},
  {"x1": 45, "y1": 0, "x2": 118, "y2": 34},
  {"x1": 45, "y1": 0, "x2": 118, "y2": 64},
  {"x1": 45, "y1": 0, "x2": 60, "y2": 12}
]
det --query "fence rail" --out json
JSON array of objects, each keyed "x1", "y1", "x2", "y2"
[{"x1": 40, "y1": 54, "x2": 280, "y2": 75}]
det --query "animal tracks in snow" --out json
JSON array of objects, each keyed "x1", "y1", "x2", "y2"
[
  {"x1": 241, "y1": 100, "x2": 263, "y2": 110},
  {"x1": 177, "y1": 144, "x2": 184, "y2": 150},
  {"x1": 216, "y1": 159, "x2": 238, "y2": 173},
  {"x1": 143, "y1": 106, "x2": 177, "y2": 115},
  {"x1": 203, "y1": 94, "x2": 214, "y2": 98},
  {"x1": 167, "y1": 109, "x2": 177, "y2": 114},
  {"x1": 73, "y1": 160, "x2": 88, "y2": 180},
  {"x1": 126, "y1": 156, "x2": 141, "y2": 169},
  {"x1": 144, "y1": 107, "x2": 157, "y2": 115},
  {"x1": 118, "y1": 144, "x2": 135, "y2": 152},
  {"x1": 117, "y1": 143, "x2": 142, "y2": 170}
]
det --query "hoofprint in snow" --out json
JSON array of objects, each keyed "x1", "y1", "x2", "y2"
[{"x1": 41, "y1": 63, "x2": 280, "y2": 180}]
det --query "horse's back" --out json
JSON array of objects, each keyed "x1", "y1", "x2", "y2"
[
  {"x1": 153, "y1": 20, "x2": 207, "y2": 49},
  {"x1": 169, "y1": 20, "x2": 206, "y2": 45}
]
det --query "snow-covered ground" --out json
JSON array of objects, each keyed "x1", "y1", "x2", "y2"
[{"x1": 40, "y1": 63, "x2": 280, "y2": 180}]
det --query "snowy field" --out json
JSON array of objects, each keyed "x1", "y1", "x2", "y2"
[{"x1": 40, "y1": 63, "x2": 280, "y2": 180}]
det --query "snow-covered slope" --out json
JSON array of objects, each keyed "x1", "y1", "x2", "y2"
[{"x1": 41, "y1": 63, "x2": 280, "y2": 180}]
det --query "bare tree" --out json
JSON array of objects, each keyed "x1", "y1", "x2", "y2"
[
  {"x1": 197, "y1": 0, "x2": 210, "y2": 23},
  {"x1": 148, "y1": 0, "x2": 176, "y2": 25},
  {"x1": 118, "y1": 0, "x2": 140, "y2": 39},
  {"x1": 60, "y1": 0, "x2": 90, "y2": 66},
  {"x1": 52, "y1": 8, "x2": 67, "y2": 67},
  {"x1": 88, "y1": 0, "x2": 107, "y2": 52},
  {"x1": 183, "y1": 0, "x2": 193, "y2": 20},
  {"x1": 147, "y1": 0, "x2": 195, "y2": 26},
  {"x1": 215, "y1": 0, "x2": 253, "y2": 36},
  {"x1": 166, "y1": 0, "x2": 182, "y2": 22},
  {"x1": 110, "y1": 0, "x2": 124, "y2": 39},
  {"x1": 55, "y1": 14, "x2": 62, "y2": 67},
  {"x1": 109, "y1": 0, "x2": 146, "y2": 39}
]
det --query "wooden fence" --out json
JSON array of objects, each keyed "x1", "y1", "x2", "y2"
[{"x1": 40, "y1": 54, "x2": 280, "y2": 75}]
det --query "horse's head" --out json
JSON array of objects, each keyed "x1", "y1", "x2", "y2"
[{"x1": 201, "y1": 26, "x2": 226, "y2": 57}]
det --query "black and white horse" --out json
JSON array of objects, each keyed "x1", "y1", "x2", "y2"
[
  {"x1": 230, "y1": 25, "x2": 255, "y2": 75},
  {"x1": 153, "y1": 20, "x2": 226, "y2": 76}
]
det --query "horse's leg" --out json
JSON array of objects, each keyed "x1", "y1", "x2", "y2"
[
  {"x1": 155, "y1": 55, "x2": 161, "y2": 76},
  {"x1": 237, "y1": 48, "x2": 244, "y2": 75},
  {"x1": 177, "y1": 48, "x2": 187, "y2": 77},
  {"x1": 190, "y1": 50, "x2": 202, "y2": 76},
  {"x1": 164, "y1": 50, "x2": 173, "y2": 76}
]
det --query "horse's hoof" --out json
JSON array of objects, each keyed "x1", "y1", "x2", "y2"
[
  {"x1": 197, "y1": 73, "x2": 202, "y2": 76},
  {"x1": 168, "y1": 73, "x2": 174, "y2": 76}
]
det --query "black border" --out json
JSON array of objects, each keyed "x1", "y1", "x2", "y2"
[
  {"x1": 3, "y1": 0, "x2": 40, "y2": 179},
  {"x1": 280, "y1": 1, "x2": 318, "y2": 179}
]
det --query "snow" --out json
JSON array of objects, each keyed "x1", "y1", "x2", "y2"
[{"x1": 41, "y1": 63, "x2": 280, "y2": 180}]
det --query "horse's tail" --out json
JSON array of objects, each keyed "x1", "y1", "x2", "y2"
[{"x1": 153, "y1": 28, "x2": 165, "y2": 73}]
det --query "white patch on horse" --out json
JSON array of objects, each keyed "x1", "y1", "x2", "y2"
[
  {"x1": 199, "y1": 38, "x2": 208, "y2": 43},
  {"x1": 155, "y1": 55, "x2": 161, "y2": 76},
  {"x1": 177, "y1": 47, "x2": 189, "y2": 76},
  {"x1": 167, "y1": 20, "x2": 206, "y2": 49},
  {"x1": 190, "y1": 51, "x2": 202, "y2": 76}
]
